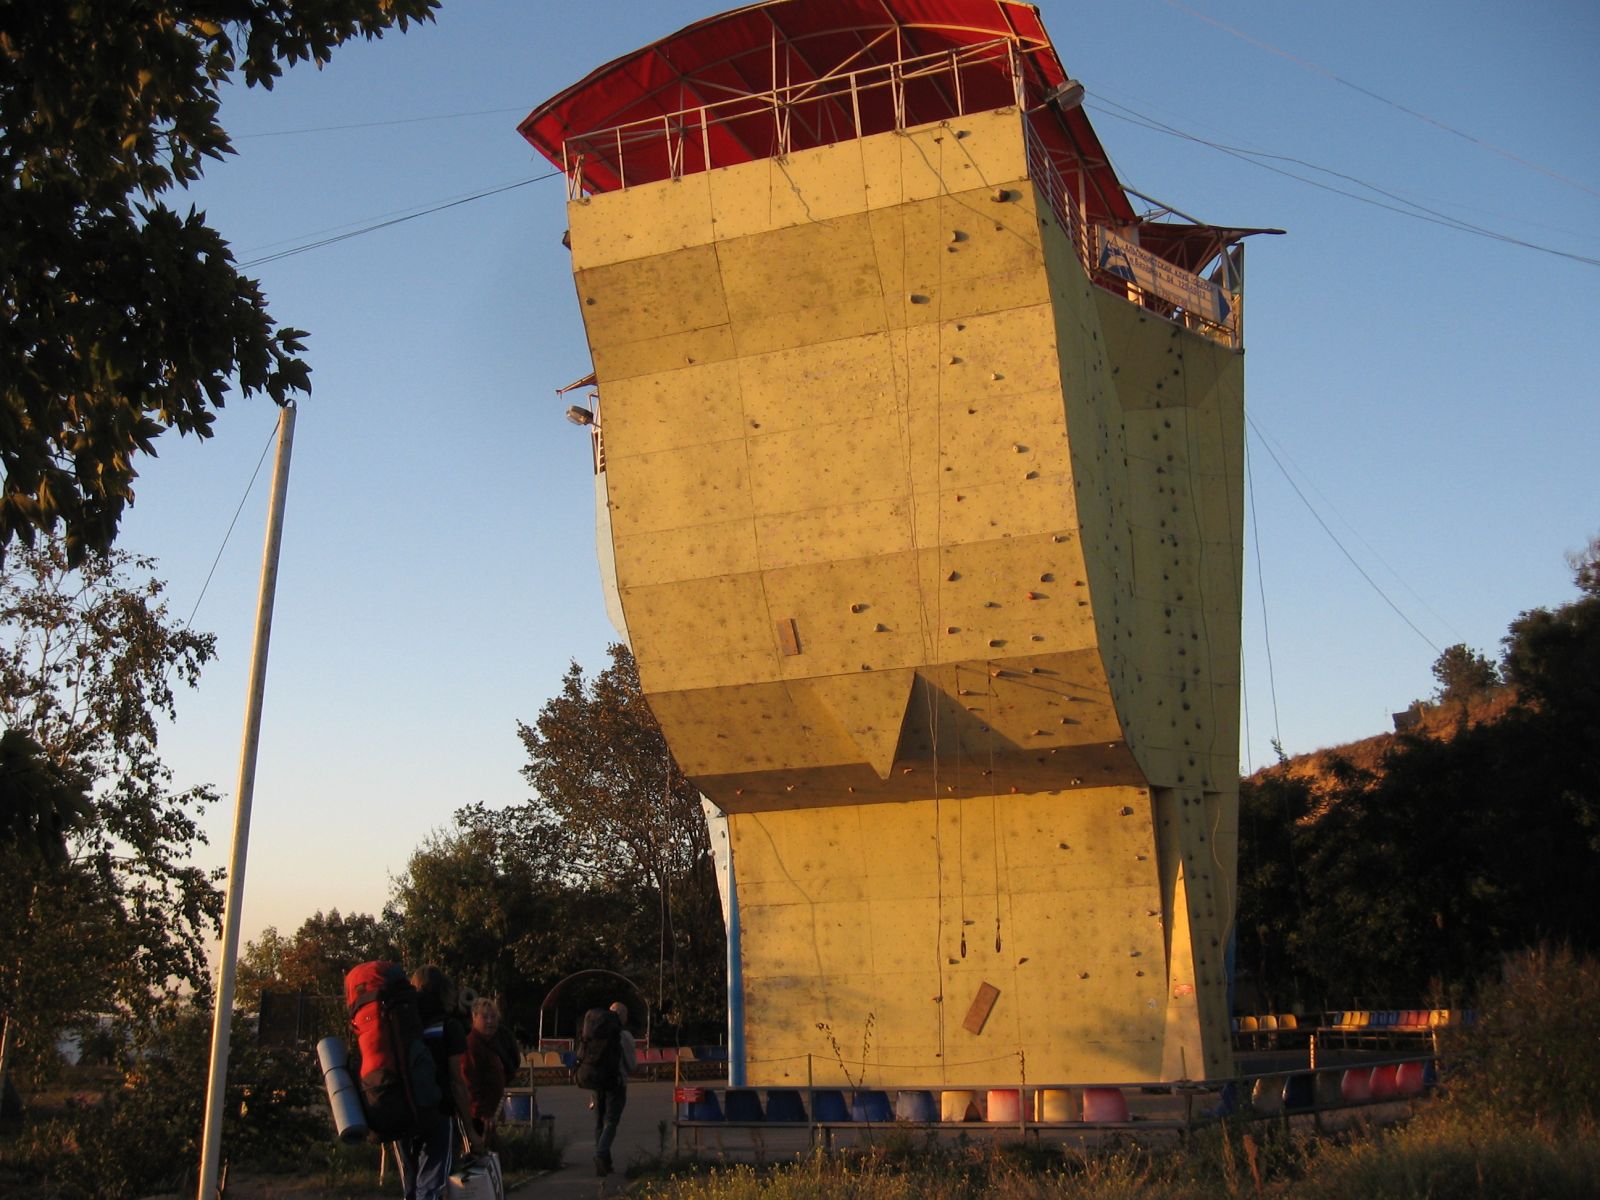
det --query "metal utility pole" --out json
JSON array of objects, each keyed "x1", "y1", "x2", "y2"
[{"x1": 197, "y1": 401, "x2": 297, "y2": 1199}]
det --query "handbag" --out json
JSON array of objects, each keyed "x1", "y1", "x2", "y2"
[{"x1": 447, "y1": 1150, "x2": 503, "y2": 1200}]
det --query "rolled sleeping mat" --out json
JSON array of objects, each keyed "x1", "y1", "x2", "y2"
[{"x1": 317, "y1": 1037, "x2": 370, "y2": 1143}]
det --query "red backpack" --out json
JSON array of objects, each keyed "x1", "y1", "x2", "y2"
[{"x1": 344, "y1": 962, "x2": 443, "y2": 1139}]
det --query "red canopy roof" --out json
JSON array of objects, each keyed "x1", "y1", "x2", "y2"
[{"x1": 519, "y1": 0, "x2": 1139, "y2": 224}]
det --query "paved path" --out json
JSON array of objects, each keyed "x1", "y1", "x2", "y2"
[{"x1": 507, "y1": 1080, "x2": 684, "y2": 1198}]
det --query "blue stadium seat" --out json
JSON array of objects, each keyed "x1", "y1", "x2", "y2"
[
  {"x1": 812, "y1": 1089, "x2": 848, "y2": 1122},
  {"x1": 724, "y1": 1088, "x2": 763, "y2": 1121},
  {"x1": 851, "y1": 1090, "x2": 892, "y2": 1122},
  {"x1": 764, "y1": 1089, "x2": 807, "y2": 1122}
]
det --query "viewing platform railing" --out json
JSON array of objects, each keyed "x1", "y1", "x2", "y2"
[
  {"x1": 559, "y1": 38, "x2": 1027, "y2": 199},
  {"x1": 556, "y1": 38, "x2": 1240, "y2": 348}
]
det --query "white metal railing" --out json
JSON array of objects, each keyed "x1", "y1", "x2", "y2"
[
  {"x1": 560, "y1": 37, "x2": 1025, "y2": 198},
  {"x1": 1023, "y1": 121, "x2": 1242, "y2": 349},
  {"x1": 556, "y1": 36, "x2": 1241, "y2": 349}
]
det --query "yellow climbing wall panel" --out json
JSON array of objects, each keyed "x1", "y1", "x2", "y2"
[
  {"x1": 565, "y1": 105, "x2": 1243, "y2": 1084},
  {"x1": 729, "y1": 789, "x2": 1171, "y2": 1087}
]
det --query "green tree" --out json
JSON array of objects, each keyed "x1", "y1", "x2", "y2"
[
  {"x1": 514, "y1": 644, "x2": 727, "y2": 1032},
  {"x1": 1568, "y1": 533, "x2": 1600, "y2": 599},
  {"x1": 1233, "y1": 770, "x2": 1315, "y2": 1011},
  {"x1": 0, "y1": 727, "x2": 90, "y2": 865},
  {"x1": 0, "y1": 0, "x2": 438, "y2": 561},
  {"x1": 0, "y1": 540, "x2": 220, "y2": 1097},
  {"x1": 1430, "y1": 642, "x2": 1499, "y2": 704},
  {"x1": 1235, "y1": 535, "x2": 1600, "y2": 1007},
  {"x1": 1502, "y1": 535, "x2": 1600, "y2": 719},
  {"x1": 236, "y1": 908, "x2": 401, "y2": 1010}
]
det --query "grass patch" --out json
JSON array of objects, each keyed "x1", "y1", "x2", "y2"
[{"x1": 630, "y1": 1121, "x2": 1600, "y2": 1199}]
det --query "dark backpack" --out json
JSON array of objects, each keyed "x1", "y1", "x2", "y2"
[
  {"x1": 344, "y1": 962, "x2": 444, "y2": 1139},
  {"x1": 573, "y1": 1006, "x2": 622, "y2": 1089}
]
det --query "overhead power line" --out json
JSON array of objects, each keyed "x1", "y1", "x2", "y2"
[
  {"x1": 1245, "y1": 413, "x2": 1441, "y2": 657},
  {"x1": 235, "y1": 107, "x2": 526, "y2": 139},
  {"x1": 1160, "y1": 0, "x2": 1600, "y2": 202},
  {"x1": 238, "y1": 171, "x2": 560, "y2": 268},
  {"x1": 1091, "y1": 99, "x2": 1600, "y2": 269}
]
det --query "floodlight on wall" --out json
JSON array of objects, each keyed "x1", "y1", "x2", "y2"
[
  {"x1": 565, "y1": 405, "x2": 595, "y2": 426},
  {"x1": 1045, "y1": 79, "x2": 1085, "y2": 110}
]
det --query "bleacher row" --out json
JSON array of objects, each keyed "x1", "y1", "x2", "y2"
[
  {"x1": 520, "y1": 1044, "x2": 730, "y2": 1083},
  {"x1": 1232, "y1": 1009, "x2": 1472, "y2": 1036},
  {"x1": 673, "y1": 1061, "x2": 1440, "y2": 1134},
  {"x1": 1245, "y1": 1060, "x2": 1437, "y2": 1114},
  {"x1": 1323, "y1": 1009, "x2": 1472, "y2": 1031},
  {"x1": 676, "y1": 1084, "x2": 1141, "y2": 1126}
]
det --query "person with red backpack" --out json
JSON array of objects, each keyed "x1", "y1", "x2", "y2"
[{"x1": 574, "y1": 1001, "x2": 636, "y2": 1176}]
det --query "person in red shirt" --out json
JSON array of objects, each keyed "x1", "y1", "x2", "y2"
[{"x1": 460, "y1": 997, "x2": 509, "y2": 1148}]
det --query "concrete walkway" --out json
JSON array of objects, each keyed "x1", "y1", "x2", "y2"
[{"x1": 508, "y1": 1080, "x2": 685, "y2": 1198}]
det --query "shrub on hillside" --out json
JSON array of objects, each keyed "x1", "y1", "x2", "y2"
[{"x1": 1436, "y1": 943, "x2": 1600, "y2": 1131}]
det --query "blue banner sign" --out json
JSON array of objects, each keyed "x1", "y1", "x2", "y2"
[{"x1": 1096, "y1": 228, "x2": 1231, "y2": 326}]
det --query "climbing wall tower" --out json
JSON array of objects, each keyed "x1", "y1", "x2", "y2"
[{"x1": 523, "y1": 0, "x2": 1269, "y2": 1087}]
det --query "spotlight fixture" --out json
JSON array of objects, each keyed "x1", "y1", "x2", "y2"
[
  {"x1": 1045, "y1": 79, "x2": 1085, "y2": 110},
  {"x1": 564, "y1": 405, "x2": 595, "y2": 426}
]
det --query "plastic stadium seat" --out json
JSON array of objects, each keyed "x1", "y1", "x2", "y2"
[
  {"x1": 1282, "y1": 1073, "x2": 1315, "y2": 1112},
  {"x1": 683, "y1": 1090, "x2": 723, "y2": 1121},
  {"x1": 1034, "y1": 1088, "x2": 1074, "y2": 1122},
  {"x1": 1278, "y1": 1013, "x2": 1298, "y2": 1031},
  {"x1": 851, "y1": 1090, "x2": 892, "y2": 1122},
  {"x1": 1081, "y1": 1087, "x2": 1130, "y2": 1123},
  {"x1": 985, "y1": 1089, "x2": 1021, "y2": 1122},
  {"x1": 764, "y1": 1090, "x2": 807, "y2": 1122},
  {"x1": 894, "y1": 1090, "x2": 937, "y2": 1122},
  {"x1": 1394, "y1": 1062, "x2": 1428, "y2": 1098},
  {"x1": 1340, "y1": 1069, "x2": 1373, "y2": 1103},
  {"x1": 812, "y1": 1089, "x2": 849, "y2": 1122},
  {"x1": 940, "y1": 1090, "x2": 979, "y2": 1121},
  {"x1": 1239, "y1": 1015, "x2": 1259, "y2": 1033},
  {"x1": 1369, "y1": 1064, "x2": 1400, "y2": 1100},
  {"x1": 724, "y1": 1088, "x2": 763, "y2": 1121},
  {"x1": 1260, "y1": 1014, "x2": 1279, "y2": 1032}
]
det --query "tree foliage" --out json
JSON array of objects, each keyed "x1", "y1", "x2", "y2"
[
  {"x1": 388, "y1": 817, "x2": 632, "y2": 1042},
  {"x1": 1232, "y1": 770, "x2": 1314, "y2": 1012},
  {"x1": 0, "y1": 997, "x2": 322, "y2": 1198},
  {"x1": 0, "y1": 727, "x2": 90, "y2": 866},
  {"x1": 0, "y1": 0, "x2": 438, "y2": 561},
  {"x1": 236, "y1": 908, "x2": 401, "y2": 1011},
  {"x1": 1430, "y1": 642, "x2": 1499, "y2": 704},
  {"x1": 0, "y1": 540, "x2": 221, "y2": 1091},
  {"x1": 514, "y1": 644, "x2": 726, "y2": 1032},
  {"x1": 1238, "y1": 533, "x2": 1600, "y2": 1006}
]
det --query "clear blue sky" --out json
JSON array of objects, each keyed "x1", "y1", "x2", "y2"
[{"x1": 113, "y1": 0, "x2": 1600, "y2": 951}]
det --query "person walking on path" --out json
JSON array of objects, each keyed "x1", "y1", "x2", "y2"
[{"x1": 574, "y1": 1000, "x2": 637, "y2": 1176}]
